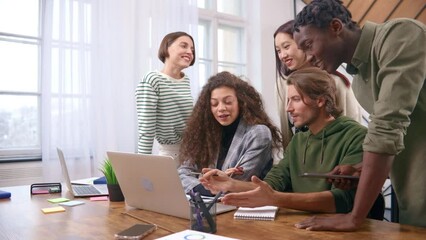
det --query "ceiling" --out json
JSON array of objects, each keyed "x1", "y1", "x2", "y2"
[{"x1": 302, "y1": 0, "x2": 426, "y2": 26}]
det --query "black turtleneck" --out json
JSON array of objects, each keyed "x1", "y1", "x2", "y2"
[
  {"x1": 217, "y1": 116, "x2": 240, "y2": 169},
  {"x1": 193, "y1": 117, "x2": 241, "y2": 197}
]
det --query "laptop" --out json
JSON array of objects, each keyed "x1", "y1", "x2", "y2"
[
  {"x1": 57, "y1": 147, "x2": 109, "y2": 197},
  {"x1": 107, "y1": 151, "x2": 236, "y2": 219}
]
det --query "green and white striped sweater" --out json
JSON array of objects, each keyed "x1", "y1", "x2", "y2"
[{"x1": 135, "y1": 71, "x2": 194, "y2": 154}]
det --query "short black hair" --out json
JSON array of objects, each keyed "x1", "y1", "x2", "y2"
[{"x1": 294, "y1": 0, "x2": 357, "y2": 32}]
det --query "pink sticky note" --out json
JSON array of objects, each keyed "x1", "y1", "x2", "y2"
[
  {"x1": 90, "y1": 196, "x2": 109, "y2": 201},
  {"x1": 32, "y1": 189, "x2": 50, "y2": 194}
]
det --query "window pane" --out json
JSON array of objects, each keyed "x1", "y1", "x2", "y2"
[
  {"x1": 217, "y1": 0, "x2": 242, "y2": 16},
  {"x1": 197, "y1": 0, "x2": 209, "y2": 9},
  {"x1": 197, "y1": 21, "x2": 210, "y2": 59},
  {"x1": 0, "y1": 95, "x2": 40, "y2": 149},
  {"x1": 0, "y1": 41, "x2": 39, "y2": 92},
  {"x1": 0, "y1": 0, "x2": 39, "y2": 36},
  {"x1": 198, "y1": 59, "x2": 212, "y2": 87},
  {"x1": 50, "y1": 97, "x2": 89, "y2": 145},
  {"x1": 218, "y1": 63, "x2": 242, "y2": 76},
  {"x1": 50, "y1": 48, "x2": 91, "y2": 95},
  {"x1": 218, "y1": 25, "x2": 243, "y2": 63},
  {"x1": 51, "y1": 0, "x2": 92, "y2": 43}
]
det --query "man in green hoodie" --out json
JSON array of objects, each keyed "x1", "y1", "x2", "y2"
[{"x1": 200, "y1": 67, "x2": 367, "y2": 214}]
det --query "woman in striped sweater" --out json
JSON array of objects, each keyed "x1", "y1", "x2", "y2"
[{"x1": 136, "y1": 32, "x2": 195, "y2": 158}]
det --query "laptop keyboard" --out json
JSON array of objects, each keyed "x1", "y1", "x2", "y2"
[{"x1": 73, "y1": 185, "x2": 101, "y2": 195}]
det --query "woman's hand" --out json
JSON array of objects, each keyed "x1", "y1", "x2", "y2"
[
  {"x1": 199, "y1": 168, "x2": 232, "y2": 194},
  {"x1": 224, "y1": 166, "x2": 244, "y2": 176}
]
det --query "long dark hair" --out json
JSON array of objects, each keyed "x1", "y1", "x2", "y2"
[{"x1": 274, "y1": 20, "x2": 297, "y2": 79}]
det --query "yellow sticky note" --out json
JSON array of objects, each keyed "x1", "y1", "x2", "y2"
[
  {"x1": 47, "y1": 197, "x2": 69, "y2": 203},
  {"x1": 41, "y1": 206, "x2": 66, "y2": 214}
]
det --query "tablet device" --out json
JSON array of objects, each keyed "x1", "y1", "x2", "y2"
[{"x1": 300, "y1": 172, "x2": 360, "y2": 180}]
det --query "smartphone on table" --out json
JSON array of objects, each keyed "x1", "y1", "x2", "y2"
[{"x1": 114, "y1": 224, "x2": 157, "y2": 239}]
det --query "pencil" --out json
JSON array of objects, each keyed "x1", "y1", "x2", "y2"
[
  {"x1": 207, "y1": 155, "x2": 245, "y2": 210},
  {"x1": 229, "y1": 155, "x2": 245, "y2": 178}
]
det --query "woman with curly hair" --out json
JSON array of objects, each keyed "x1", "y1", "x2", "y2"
[{"x1": 178, "y1": 71, "x2": 282, "y2": 196}]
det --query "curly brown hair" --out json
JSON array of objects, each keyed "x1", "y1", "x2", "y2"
[{"x1": 179, "y1": 71, "x2": 282, "y2": 168}]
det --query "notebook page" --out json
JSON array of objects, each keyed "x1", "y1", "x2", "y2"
[{"x1": 233, "y1": 206, "x2": 278, "y2": 221}]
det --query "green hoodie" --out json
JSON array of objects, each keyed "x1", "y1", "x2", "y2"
[{"x1": 264, "y1": 116, "x2": 367, "y2": 213}]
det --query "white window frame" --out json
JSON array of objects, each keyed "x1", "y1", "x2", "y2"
[
  {"x1": 0, "y1": 0, "x2": 42, "y2": 161},
  {"x1": 197, "y1": 0, "x2": 248, "y2": 86}
]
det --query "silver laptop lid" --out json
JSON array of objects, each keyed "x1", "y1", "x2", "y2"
[
  {"x1": 57, "y1": 147, "x2": 108, "y2": 197},
  {"x1": 57, "y1": 147, "x2": 75, "y2": 195},
  {"x1": 107, "y1": 151, "x2": 190, "y2": 219}
]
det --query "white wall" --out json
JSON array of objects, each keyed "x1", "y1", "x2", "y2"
[{"x1": 248, "y1": 0, "x2": 295, "y2": 127}]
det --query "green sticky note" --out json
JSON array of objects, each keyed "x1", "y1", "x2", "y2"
[{"x1": 47, "y1": 197, "x2": 70, "y2": 203}]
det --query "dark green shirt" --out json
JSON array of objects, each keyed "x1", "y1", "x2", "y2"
[{"x1": 264, "y1": 117, "x2": 367, "y2": 213}]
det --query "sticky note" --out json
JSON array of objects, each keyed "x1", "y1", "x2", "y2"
[
  {"x1": 59, "y1": 200, "x2": 85, "y2": 207},
  {"x1": 47, "y1": 197, "x2": 70, "y2": 203},
  {"x1": 32, "y1": 189, "x2": 50, "y2": 194},
  {"x1": 90, "y1": 196, "x2": 108, "y2": 201},
  {"x1": 41, "y1": 206, "x2": 66, "y2": 214}
]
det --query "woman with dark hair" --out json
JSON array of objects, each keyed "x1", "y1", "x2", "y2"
[
  {"x1": 178, "y1": 71, "x2": 282, "y2": 196},
  {"x1": 274, "y1": 20, "x2": 363, "y2": 149},
  {"x1": 136, "y1": 32, "x2": 195, "y2": 158}
]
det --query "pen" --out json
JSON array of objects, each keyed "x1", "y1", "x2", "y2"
[
  {"x1": 192, "y1": 155, "x2": 244, "y2": 178},
  {"x1": 193, "y1": 191, "x2": 216, "y2": 233},
  {"x1": 229, "y1": 155, "x2": 245, "y2": 178},
  {"x1": 189, "y1": 190, "x2": 204, "y2": 231},
  {"x1": 195, "y1": 205, "x2": 203, "y2": 231},
  {"x1": 189, "y1": 172, "x2": 203, "y2": 176},
  {"x1": 190, "y1": 172, "x2": 219, "y2": 177},
  {"x1": 207, "y1": 155, "x2": 245, "y2": 210},
  {"x1": 207, "y1": 191, "x2": 222, "y2": 211}
]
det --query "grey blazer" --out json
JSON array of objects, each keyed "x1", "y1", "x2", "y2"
[{"x1": 178, "y1": 120, "x2": 273, "y2": 194}]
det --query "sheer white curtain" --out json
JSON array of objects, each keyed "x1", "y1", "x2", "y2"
[{"x1": 41, "y1": 0, "x2": 198, "y2": 181}]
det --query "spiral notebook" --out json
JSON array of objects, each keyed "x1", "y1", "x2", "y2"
[{"x1": 233, "y1": 206, "x2": 279, "y2": 221}]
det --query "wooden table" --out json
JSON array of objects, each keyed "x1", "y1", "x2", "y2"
[{"x1": 1, "y1": 185, "x2": 425, "y2": 239}]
